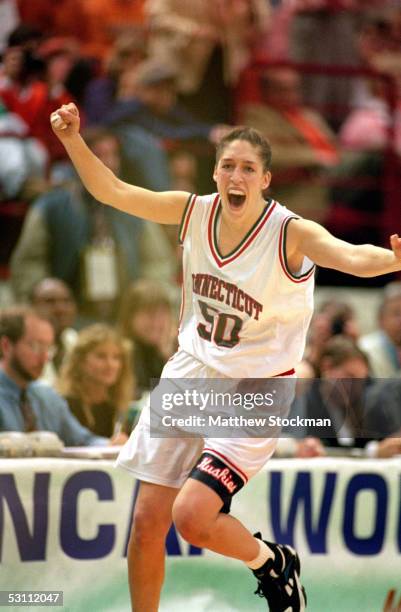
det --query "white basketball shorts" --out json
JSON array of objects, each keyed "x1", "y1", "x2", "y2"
[{"x1": 116, "y1": 349, "x2": 296, "y2": 506}]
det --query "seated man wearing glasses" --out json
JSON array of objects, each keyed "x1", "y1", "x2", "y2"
[{"x1": 0, "y1": 306, "x2": 106, "y2": 446}]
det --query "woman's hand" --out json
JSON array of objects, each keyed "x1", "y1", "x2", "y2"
[
  {"x1": 296, "y1": 437, "x2": 326, "y2": 458},
  {"x1": 50, "y1": 103, "x2": 80, "y2": 139},
  {"x1": 109, "y1": 432, "x2": 128, "y2": 446}
]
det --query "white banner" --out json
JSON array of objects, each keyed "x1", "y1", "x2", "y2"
[{"x1": 0, "y1": 457, "x2": 400, "y2": 611}]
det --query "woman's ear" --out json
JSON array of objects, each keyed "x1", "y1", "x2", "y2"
[{"x1": 262, "y1": 171, "x2": 272, "y2": 191}]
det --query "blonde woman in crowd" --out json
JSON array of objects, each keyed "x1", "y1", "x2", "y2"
[{"x1": 58, "y1": 324, "x2": 134, "y2": 442}]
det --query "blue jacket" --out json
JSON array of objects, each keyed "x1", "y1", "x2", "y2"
[
  {"x1": 104, "y1": 99, "x2": 212, "y2": 142},
  {"x1": 0, "y1": 369, "x2": 107, "y2": 446},
  {"x1": 35, "y1": 183, "x2": 143, "y2": 295}
]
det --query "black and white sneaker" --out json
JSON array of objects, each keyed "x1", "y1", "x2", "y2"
[{"x1": 251, "y1": 532, "x2": 307, "y2": 611}]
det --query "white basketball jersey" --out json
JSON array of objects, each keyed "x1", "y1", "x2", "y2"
[{"x1": 178, "y1": 193, "x2": 315, "y2": 378}]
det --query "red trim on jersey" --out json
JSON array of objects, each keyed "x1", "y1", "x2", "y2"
[
  {"x1": 206, "y1": 194, "x2": 221, "y2": 264},
  {"x1": 178, "y1": 282, "x2": 185, "y2": 329},
  {"x1": 274, "y1": 368, "x2": 295, "y2": 377},
  {"x1": 202, "y1": 448, "x2": 249, "y2": 483},
  {"x1": 179, "y1": 194, "x2": 197, "y2": 243},
  {"x1": 208, "y1": 199, "x2": 277, "y2": 268},
  {"x1": 278, "y1": 217, "x2": 315, "y2": 283}
]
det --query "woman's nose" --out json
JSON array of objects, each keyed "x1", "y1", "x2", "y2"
[{"x1": 231, "y1": 167, "x2": 242, "y2": 182}]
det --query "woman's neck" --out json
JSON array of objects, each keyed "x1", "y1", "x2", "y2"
[{"x1": 221, "y1": 198, "x2": 266, "y2": 235}]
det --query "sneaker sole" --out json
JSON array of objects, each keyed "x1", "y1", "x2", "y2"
[{"x1": 282, "y1": 545, "x2": 307, "y2": 611}]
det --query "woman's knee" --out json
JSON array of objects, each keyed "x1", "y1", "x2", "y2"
[
  {"x1": 172, "y1": 499, "x2": 210, "y2": 546},
  {"x1": 132, "y1": 497, "x2": 173, "y2": 544},
  {"x1": 132, "y1": 509, "x2": 170, "y2": 545}
]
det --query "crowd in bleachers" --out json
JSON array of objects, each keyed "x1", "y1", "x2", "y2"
[
  {"x1": 0, "y1": 0, "x2": 400, "y2": 458},
  {"x1": 288, "y1": 282, "x2": 401, "y2": 458}
]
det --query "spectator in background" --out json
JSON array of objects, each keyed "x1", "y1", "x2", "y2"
[
  {"x1": 15, "y1": 1, "x2": 145, "y2": 80},
  {"x1": 85, "y1": 38, "x2": 173, "y2": 193},
  {"x1": 84, "y1": 31, "x2": 147, "y2": 127},
  {"x1": 118, "y1": 280, "x2": 175, "y2": 398},
  {"x1": 1, "y1": 21, "x2": 43, "y2": 58},
  {"x1": 16, "y1": 0, "x2": 89, "y2": 44},
  {"x1": 0, "y1": 24, "x2": 43, "y2": 93},
  {"x1": 288, "y1": 0, "x2": 377, "y2": 130},
  {"x1": 327, "y1": 72, "x2": 401, "y2": 258},
  {"x1": 35, "y1": 37, "x2": 82, "y2": 161},
  {"x1": 341, "y1": 9, "x2": 401, "y2": 148},
  {"x1": 297, "y1": 299, "x2": 360, "y2": 377},
  {"x1": 58, "y1": 324, "x2": 133, "y2": 441},
  {"x1": 323, "y1": 126, "x2": 386, "y2": 272},
  {"x1": 145, "y1": 0, "x2": 270, "y2": 123},
  {"x1": 29, "y1": 278, "x2": 77, "y2": 387},
  {"x1": 320, "y1": 13, "x2": 401, "y2": 277},
  {"x1": 294, "y1": 334, "x2": 401, "y2": 458},
  {"x1": 0, "y1": 0, "x2": 18, "y2": 55},
  {"x1": 79, "y1": 0, "x2": 146, "y2": 62},
  {"x1": 242, "y1": 66, "x2": 338, "y2": 222},
  {"x1": 0, "y1": 306, "x2": 107, "y2": 446},
  {"x1": 340, "y1": 75, "x2": 401, "y2": 155},
  {"x1": 104, "y1": 59, "x2": 227, "y2": 144},
  {"x1": 359, "y1": 281, "x2": 401, "y2": 377},
  {"x1": 357, "y1": 10, "x2": 401, "y2": 84},
  {"x1": 292, "y1": 336, "x2": 371, "y2": 456},
  {"x1": 102, "y1": 58, "x2": 229, "y2": 192},
  {"x1": 364, "y1": 378, "x2": 401, "y2": 457},
  {"x1": 322, "y1": 76, "x2": 394, "y2": 280},
  {"x1": 0, "y1": 26, "x2": 75, "y2": 165},
  {"x1": 0, "y1": 94, "x2": 48, "y2": 201},
  {"x1": 10, "y1": 127, "x2": 176, "y2": 323},
  {"x1": 30, "y1": 35, "x2": 95, "y2": 108}
]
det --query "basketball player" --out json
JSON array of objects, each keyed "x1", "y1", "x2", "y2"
[{"x1": 51, "y1": 103, "x2": 401, "y2": 612}]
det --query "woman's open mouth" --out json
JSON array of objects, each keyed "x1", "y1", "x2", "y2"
[{"x1": 228, "y1": 190, "x2": 246, "y2": 209}]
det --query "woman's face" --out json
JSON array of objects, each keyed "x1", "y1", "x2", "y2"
[
  {"x1": 130, "y1": 307, "x2": 171, "y2": 348},
  {"x1": 213, "y1": 139, "x2": 271, "y2": 226},
  {"x1": 82, "y1": 341, "x2": 123, "y2": 388}
]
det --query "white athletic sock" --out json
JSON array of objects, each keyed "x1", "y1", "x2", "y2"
[{"x1": 245, "y1": 538, "x2": 275, "y2": 570}]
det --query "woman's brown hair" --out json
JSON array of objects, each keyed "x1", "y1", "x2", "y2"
[{"x1": 58, "y1": 324, "x2": 134, "y2": 415}]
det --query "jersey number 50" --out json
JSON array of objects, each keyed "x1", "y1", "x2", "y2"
[{"x1": 197, "y1": 299, "x2": 242, "y2": 348}]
